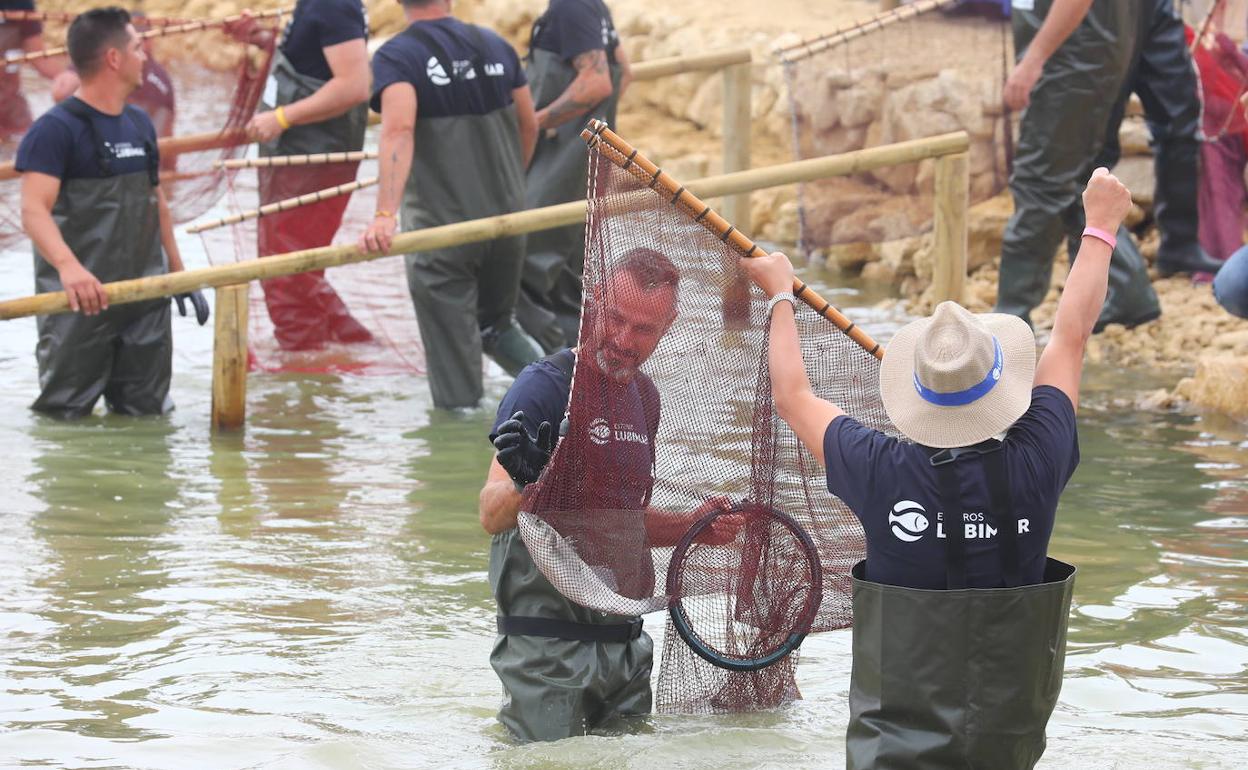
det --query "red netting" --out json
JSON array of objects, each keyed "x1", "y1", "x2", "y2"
[
  {"x1": 1185, "y1": 1, "x2": 1248, "y2": 141},
  {"x1": 0, "y1": 16, "x2": 277, "y2": 250},
  {"x1": 779, "y1": 1, "x2": 1012, "y2": 262},
  {"x1": 516, "y1": 133, "x2": 896, "y2": 714}
]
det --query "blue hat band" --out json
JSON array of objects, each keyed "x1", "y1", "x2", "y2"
[{"x1": 913, "y1": 337, "x2": 1003, "y2": 407}]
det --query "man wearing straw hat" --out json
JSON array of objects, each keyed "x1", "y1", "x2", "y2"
[
  {"x1": 742, "y1": 167, "x2": 1134, "y2": 767},
  {"x1": 16, "y1": 7, "x2": 206, "y2": 418}
]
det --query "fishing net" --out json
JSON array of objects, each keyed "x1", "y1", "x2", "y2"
[
  {"x1": 0, "y1": 13, "x2": 277, "y2": 251},
  {"x1": 1184, "y1": 1, "x2": 1248, "y2": 141},
  {"x1": 778, "y1": 0, "x2": 1012, "y2": 264},
  {"x1": 516, "y1": 123, "x2": 895, "y2": 714}
]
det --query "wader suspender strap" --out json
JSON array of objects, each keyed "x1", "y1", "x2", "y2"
[
  {"x1": 930, "y1": 440, "x2": 1020, "y2": 589},
  {"x1": 59, "y1": 99, "x2": 160, "y2": 186},
  {"x1": 496, "y1": 614, "x2": 644, "y2": 643},
  {"x1": 402, "y1": 23, "x2": 486, "y2": 86}
]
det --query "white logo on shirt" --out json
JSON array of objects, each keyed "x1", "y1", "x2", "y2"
[
  {"x1": 104, "y1": 141, "x2": 147, "y2": 160},
  {"x1": 889, "y1": 500, "x2": 929, "y2": 542},
  {"x1": 587, "y1": 417, "x2": 649, "y2": 447},
  {"x1": 426, "y1": 56, "x2": 450, "y2": 86},
  {"x1": 589, "y1": 417, "x2": 611, "y2": 445}
]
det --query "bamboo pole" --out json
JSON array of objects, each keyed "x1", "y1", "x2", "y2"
[
  {"x1": 581, "y1": 119, "x2": 884, "y2": 360},
  {"x1": 211, "y1": 284, "x2": 249, "y2": 431},
  {"x1": 5, "y1": 8, "x2": 288, "y2": 65},
  {"x1": 2, "y1": 10, "x2": 199, "y2": 25},
  {"x1": 931, "y1": 152, "x2": 969, "y2": 305},
  {"x1": 0, "y1": 127, "x2": 246, "y2": 181},
  {"x1": 0, "y1": 130, "x2": 969, "y2": 322},
  {"x1": 630, "y1": 48, "x2": 751, "y2": 81},
  {"x1": 776, "y1": 0, "x2": 957, "y2": 63},
  {"x1": 214, "y1": 151, "x2": 377, "y2": 169},
  {"x1": 186, "y1": 177, "x2": 377, "y2": 234}
]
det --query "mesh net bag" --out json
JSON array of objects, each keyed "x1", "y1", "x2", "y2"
[
  {"x1": 778, "y1": 0, "x2": 1012, "y2": 262},
  {"x1": 516, "y1": 123, "x2": 896, "y2": 714},
  {"x1": 0, "y1": 13, "x2": 277, "y2": 251}
]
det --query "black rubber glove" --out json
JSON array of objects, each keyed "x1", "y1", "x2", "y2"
[
  {"x1": 174, "y1": 290, "x2": 210, "y2": 326},
  {"x1": 493, "y1": 410, "x2": 557, "y2": 490}
]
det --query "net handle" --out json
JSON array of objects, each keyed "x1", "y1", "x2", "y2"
[{"x1": 580, "y1": 119, "x2": 883, "y2": 361}]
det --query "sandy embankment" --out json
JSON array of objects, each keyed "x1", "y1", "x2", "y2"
[{"x1": 33, "y1": 0, "x2": 1248, "y2": 418}]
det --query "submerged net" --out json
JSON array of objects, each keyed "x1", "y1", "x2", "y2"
[
  {"x1": 779, "y1": 0, "x2": 1012, "y2": 262},
  {"x1": 0, "y1": 15, "x2": 276, "y2": 251},
  {"x1": 517, "y1": 125, "x2": 895, "y2": 713}
]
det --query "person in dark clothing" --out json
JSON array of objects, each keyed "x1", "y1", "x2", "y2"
[
  {"x1": 479, "y1": 247, "x2": 735, "y2": 741},
  {"x1": 998, "y1": 0, "x2": 1161, "y2": 332},
  {"x1": 246, "y1": 0, "x2": 374, "y2": 351},
  {"x1": 744, "y1": 165, "x2": 1134, "y2": 767},
  {"x1": 360, "y1": 0, "x2": 543, "y2": 410},
  {"x1": 16, "y1": 7, "x2": 207, "y2": 418},
  {"x1": 515, "y1": 0, "x2": 632, "y2": 352},
  {"x1": 1083, "y1": 0, "x2": 1223, "y2": 283}
]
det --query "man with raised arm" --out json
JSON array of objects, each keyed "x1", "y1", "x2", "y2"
[
  {"x1": 741, "y1": 167, "x2": 1133, "y2": 768},
  {"x1": 515, "y1": 0, "x2": 631, "y2": 352},
  {"x1": 359, "y1": 0, "x2": 542, "y2": 410},
  {"x1": 999, "y1": 0, "x2": 1160, "y2": 332},
  {"x1": 17, "y1": 7, "x2": 206, "y2": 419}
]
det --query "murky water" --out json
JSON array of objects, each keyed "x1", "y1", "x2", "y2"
[{"x1": 0, "y1": 243, "x2": 1244, "y2": 768}]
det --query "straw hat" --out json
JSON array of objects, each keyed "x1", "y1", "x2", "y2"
[{"x1": 880, "y1": 301, "x2": 1036, "y2": 448}]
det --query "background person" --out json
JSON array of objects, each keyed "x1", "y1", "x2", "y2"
[
  {"x1": 1, "y1": 0, "x2": 73, "y2": 141},
  {"x1": 998, "y1": 0, "x2": 1159, "y2": 332},
  {"x1": 515, "y1": 0, "x2": 631, "y2": 352},
  {"x1": 16, "y1": 7, "x2": 206, "y2": 419},
  {"x1": 360, "y1": 0, "x2": 542, "y2": 410},
  {"x1": 741, "y1": 167, "x2": 1135, "y2": 768},
  {"x1": 249, "y1": 0, "x2": 373, "y2": 351}
]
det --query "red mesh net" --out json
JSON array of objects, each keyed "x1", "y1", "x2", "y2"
[
  {"x1": 779, "y1": 1, "x2": 1012, "y2": 261},
  {"x1": 1185, "y1": 1, "x2": 1248, "y2": 141},
  {"x1": 0, "y1": 15, "x2": 277, "y2": 250},
  {"x1": 516, "y1": 132, "x2": 896, "y2": 713}
]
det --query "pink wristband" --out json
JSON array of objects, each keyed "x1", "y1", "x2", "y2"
[{"x1": 1082, "y1": 226, "x2": 1116, "y2": 251}]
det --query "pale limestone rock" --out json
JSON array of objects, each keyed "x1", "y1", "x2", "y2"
[{"x1": 1175, "y1": 356, "x2": 1248, "y2": 421}]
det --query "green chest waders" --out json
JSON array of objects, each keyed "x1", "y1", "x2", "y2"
[
  {"x1": 255, "y1": 50, "x2": 373, "y2": 350},
  {"x1": 847, "y1": 444, "x2": 1076, "y2": 770},
  {"x1": 516, "y1": 26, "x2": 623, "y2": 352},
  {"x1": 397, "y1": 23, "x2": 541, "y2": 409},
  {"x1": 488, "y1": 351, "x2": 653, "y2": 742},
  {"x1": 32, "y1": 101, "x2": 172, "y2": 418}
]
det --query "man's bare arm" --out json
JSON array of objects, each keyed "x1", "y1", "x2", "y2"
[
  {"x1": 157, "y1": 188, "x2": 185, "y2": 272},
  {"x1": 536, "y1": 48, "x2": 613, "y2": 130},
  {"x1": 1004, "y1": 0, "x2": 1095, "y2": 110},
  {"x1": 21, "y1": 171, "x2": 108, "y2": 314},
  {"x1": 1034, "y1": 168, "x2": 1133, "y2": 411},
  {"x1": 359, "y1": 83, "x2": 416, "y2": 254},
  {"x1": 480, "y1": 457, "x2": 524, "y2": 534},
  {"x1": 22, "y1": 33, "x2": 66, "y2": 80},
  {"x1": 512, "y1": 84, "x2": 538, "y2": 167}
]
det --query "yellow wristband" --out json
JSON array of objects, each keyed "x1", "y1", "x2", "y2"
[
  {"x1": 374, "y1": 210, "x2": 394, "y2": 220},
  {"x1": 274, "y1": 105, "x2": 291, "y2": 131}
]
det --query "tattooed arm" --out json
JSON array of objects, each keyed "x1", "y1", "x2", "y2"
[
  {"x1": 360, "y1": 82, "x2": 417, "y2": 254},
  {"x1": 536, "y1": 48, "x2": 614, "y2": 131}
]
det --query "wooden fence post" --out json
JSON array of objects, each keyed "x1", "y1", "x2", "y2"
[
  {"x1": 931, "y1": 152, "x2": 970, "y2": 305},
  {"x1": 212, "y1": 283, "x2": 248, "y2": 431},
  {"x1": 721, "y1": 60, "x2": 752, "y2": 231}
]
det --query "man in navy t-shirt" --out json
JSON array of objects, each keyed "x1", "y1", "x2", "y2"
[
  {"x1": 359, "y1": 0, "x2": 544, "y2": 410},
  {"x1": 741, "y1": 167, "x2": 1135, "y2": 766},
  {"x1": 478, "y1": 247, "x2": 735, "y2": 741},
  {"x1": 16, "y1": 7, "x2": 204, "y2": 418}
]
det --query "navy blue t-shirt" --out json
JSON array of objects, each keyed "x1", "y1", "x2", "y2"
[
  {"x1": 824, "y1": 385, "x2": 1079, "y2": 590},
  {"x1": 15, "y1": 99, "x2": 159, "y2": 181},
  {"x1": 491, "y1": 353, "x2": 573, "y2": 442},
  {"x1": 531, "y1": 0, "x2": 619, "y2": 62},
  {"x1": 279, "y1": 0, "x2": 367, "y2": 82},
  {"x1": 370, "y1": 18, "x2": 526, "y2": 117}
]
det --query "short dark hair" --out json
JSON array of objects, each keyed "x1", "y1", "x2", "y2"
[
  {"x1": 610, "y1": 247, "x2": 680, "y2": 295},
  {"x1": 67, "y1": 7, "x2": 132, "y2": 77},
  {"x1": 400, "y1": 0, "x2": 441, "y2": 8}
]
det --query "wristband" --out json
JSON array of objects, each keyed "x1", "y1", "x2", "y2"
[
  {"x1": 766, "y1": 292, "x2": 797, "y2": 317},
  {"x1": 274, "y1": 105, "x2": 291, "y2": 131},
  {"x1": 1081, "y1": 226, "x2": 1116, "y2": 252},
  {"x1": 374, "y1": 210, "x2": 395, "y2": 220}
]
